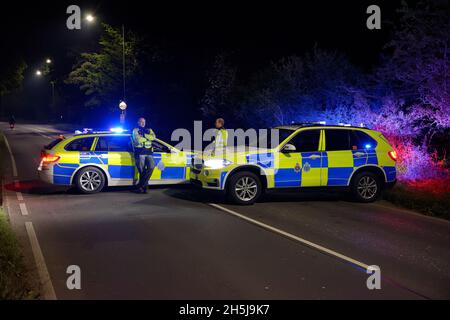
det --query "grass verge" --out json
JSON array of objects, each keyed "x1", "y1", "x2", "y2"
[
  {"x1": 384, "y1": 178, "x2": 450, "y2": 220},
  {"x1": 0, "y1": 132, "x2": 34, "y2": 299}
]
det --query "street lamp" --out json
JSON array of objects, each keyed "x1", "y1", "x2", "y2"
[
  {"x1": 119, "y1": 100, "x2": 127, "y2": 125},
  {"x1": 46, "y1": 58, "x2": 52, "y2": 64},
  {"x1": 36, "y1": 70, "x2": 42, "y2": 76},
  {"x1": 85, "y1": 14, "x2": 95, "y2": 23}
]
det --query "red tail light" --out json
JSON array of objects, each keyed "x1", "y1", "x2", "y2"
[
  {"x1": 42, "y1": 155, "x2": 60, "y2": 164},
  {"x1": 388, "y1": 150, "x2": 398, "y2": 161}
]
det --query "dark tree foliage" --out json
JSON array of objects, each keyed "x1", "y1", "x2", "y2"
[{"x1": 66, "y1": 24, "x2": 142, "y2": 109}]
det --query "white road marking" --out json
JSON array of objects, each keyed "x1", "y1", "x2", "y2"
[
  {"x1": 209, "y1": 203, "x2": 370, "y2": 270},
  {"x1": 14, "y1": 180, "x2": 24, "y2": 201},
  {"x1": 25, "y1": 222, "x2": 57, "y2": 300},
  {"x1": 3, "y1": 134, "x2": 18, "y2": 177},
  {"x1": 19, "y1": 203, "x2": 29, "y2": 216},
  {"x1": 16, "y1": 192, "x2": 24, "y2": 201}
]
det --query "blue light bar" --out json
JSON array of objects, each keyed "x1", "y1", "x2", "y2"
[{"x1": 110, "y1": 127, "x2": 125, "y2": 133}]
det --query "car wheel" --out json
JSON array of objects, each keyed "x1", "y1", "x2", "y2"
[
  {"x1": 351, "y1": 171, "x2": 381, "y2": 203},
  {"x1": 75, "y1": 167, "x2": 106, "y2": 194},
  {"x1": 227, "y1": 171, "x2": 262, "y2": 205}
]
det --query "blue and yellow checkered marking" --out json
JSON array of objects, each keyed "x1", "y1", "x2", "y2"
[
  {"x1": 246, "y1": 153, "x2": 274, "y2": 169},
  {"x1": 52, "y1": 150, "x2": 193, "y2": 184},
  {"x1": 274, "y1": 168, "x2": 301, "y2": 187},
  {"x1": 80, "y1": 152, "x2": 108, "y2": 165},
  {"x1": 220, "y1": 171, "x2": 227, "y2": 189},
  {"x1": 383, "y1": 166, "x2": 396, "y2": 182},
  {"x1": 53, "y1": 163, "x2": 80, "y2": 185}
]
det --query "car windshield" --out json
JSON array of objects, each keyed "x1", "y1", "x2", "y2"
[{"x1": 237, "y1": 128, "x2": 295, "y2": 149}]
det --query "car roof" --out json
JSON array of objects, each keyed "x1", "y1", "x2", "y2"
[
  {"x1": 275, "y1": 124, "x2": 371, "y2": 130},
  {"x1": 73, "y1": 133, "x2": 131, "y2": 137}
]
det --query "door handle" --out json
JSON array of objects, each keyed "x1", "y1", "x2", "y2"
[
  {"x1": 354, "y1": 152, "x2": 365, "y2": 157},
  {"x1": 307, "y1": 154, "x2": 321, "y2": 159}
]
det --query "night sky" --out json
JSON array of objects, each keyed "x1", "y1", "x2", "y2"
[{"x1": 1, "y1": 0, "x2": 407, "y2": 135}]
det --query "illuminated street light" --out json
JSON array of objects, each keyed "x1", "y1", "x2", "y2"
[
  {"x1": 46, "y1": 58, "x2": 52, "y2": 64},
  {"x1": 86, "y1": 14, "x2": 95, "y2": 23},
  {"x1": 36, "y1": 70, "x2": 42, "y2": 76}
]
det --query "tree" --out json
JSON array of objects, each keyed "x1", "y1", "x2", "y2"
[
  {"x1": 377, "y1": 0, "x2": 449, "y2": 146},
  {"x1": 0, "y1": 58, "x2": 27, "y2": 117},
  {"x1": 66, "y1": 24, "x2": 142, "y2": 109},
  {"x1": 200, "y1": 53, "x2": 238, "y2": 120}
]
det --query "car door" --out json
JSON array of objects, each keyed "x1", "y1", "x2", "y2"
[
  {"x1": 322, "y1": 129, "x2": 359, "y2": 186},
  {"x1": 150, "y1": 140, "x2": 190, "y2": 181},
  {"x1": 275, "y1": 129, "x2": 322, "y2": 187},
  {"x1": 94, "y1": 135, "x2": 135, "y2": 184}
]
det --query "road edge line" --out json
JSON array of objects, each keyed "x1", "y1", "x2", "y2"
[
  {"x1": 208, "y1": 203, "x2": 370, "y2": 270},
  {"x1": 3, "y1": 134, "x2": 18, "y2": 177},
  {"x1": 25, "y1": 221, "x2": 57, "y2": 300}
]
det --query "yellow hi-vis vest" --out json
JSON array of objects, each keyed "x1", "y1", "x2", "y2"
[
  {"x1": 132, "y1": 127, "x2": 156, "y2": 149},
  {"x1": 214, "y1": 128, "x2": 228, "y2": 149}
]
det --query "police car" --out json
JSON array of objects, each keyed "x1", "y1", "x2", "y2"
[
  {"x1": 190, "y1": 124, "x2": 397, "y2": 205},
  {"x1": 38, "y1": 129, "x2": 194, "y2": 193}
]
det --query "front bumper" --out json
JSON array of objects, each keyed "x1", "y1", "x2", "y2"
[{"x1": 189, "y1": 167, "x2": 227, "y2": 190}]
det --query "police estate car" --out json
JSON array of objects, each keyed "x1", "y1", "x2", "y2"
[
  {"x1": 190, "y1": 124, "x2": 397, "y2": 205},
  {"x1": 38, "y1": 129, "x2": 194, "y2": 193}
]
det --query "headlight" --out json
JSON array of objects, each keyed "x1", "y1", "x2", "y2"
[{"x1": 204, "y1": 159, "x2": 232, "y2": 169}]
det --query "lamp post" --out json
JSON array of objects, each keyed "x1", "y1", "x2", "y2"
[{"x1": 119, "y1": 100, "x2": 127, "y2": 125}]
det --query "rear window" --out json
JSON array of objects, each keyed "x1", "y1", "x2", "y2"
[
  {"x1": 350, "y1": 131, "x2": 378, "y2": 150},
  {"x1": 64, "y1": 137, "x2": 95, "y2": 151},
  {"x1": 44, "y1": 138, "x2": 63, "y2": 150},
  {"x1": 96, "y1": 136, "x2": 132, "y2": 152},
  {"x1": 325, "y1": 129, "x2": 351, "y2": 151}
]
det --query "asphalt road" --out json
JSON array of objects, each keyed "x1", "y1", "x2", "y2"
[{"x1": 1, "y1": 122, "x2": 449, "y2": 300}]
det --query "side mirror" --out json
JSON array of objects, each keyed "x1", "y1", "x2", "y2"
[{"x1": 282, "y1": 144, "x2": 296, "y2": 153}]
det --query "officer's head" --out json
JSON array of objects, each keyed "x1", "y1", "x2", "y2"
[
  {"x1": 215, "y1": 118, "x2": 224, "y2": 129},
  {"x1": 137, "y1": 117, "x2": 146, "y2": 128}
]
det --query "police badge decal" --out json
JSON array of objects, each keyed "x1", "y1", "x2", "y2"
[
  {"x1": 303, "y1": 162, "x2": 311, "y2": 173},
  {"x1": 294, "y1": 163, "x2": 301, "y2": 173}
]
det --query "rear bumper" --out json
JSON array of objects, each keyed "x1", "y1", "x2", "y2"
[{"x1": 37, "y1": 166, "x2": 54, "y2": 184}]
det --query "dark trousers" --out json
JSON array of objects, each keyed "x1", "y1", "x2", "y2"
[{"x1": 135, "y1": 154, "x2": 155, "y2": 188}]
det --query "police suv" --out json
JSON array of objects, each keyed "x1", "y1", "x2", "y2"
[{"x1": 190, "y1": 124, "x2": 397, "y2": 205}]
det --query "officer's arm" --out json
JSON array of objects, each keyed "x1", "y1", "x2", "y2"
[
  {"x1": 132, "y1": 128, "x2": 147, "y2": 144},
  {"x1": 144, "y1": 129, "x2": 156, "y2": 142}
]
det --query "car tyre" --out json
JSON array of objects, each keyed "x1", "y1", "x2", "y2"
[
  {"x1": 227, "y1": 171, "x2": 262, "y2": 205},
  {"x1": 351, "y1": 171, "x2": 381, "y2": 203},
  {"x1": 75, "y1": 167, "x2": 106, "y2": 194}
]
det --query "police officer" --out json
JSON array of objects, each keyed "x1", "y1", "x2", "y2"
[
  {"x1": 132, "y1": 117, "x2": 156, "y2": 194},
  {"x1": 213, "y1": 118, "x2": 228, "y2": 156}
]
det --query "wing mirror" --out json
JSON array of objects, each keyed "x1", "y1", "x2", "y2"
[{"x1": 282, "y1": 144, "x2": 296, "y2": 153}]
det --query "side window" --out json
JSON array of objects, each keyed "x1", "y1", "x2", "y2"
[
  {"x1": 325, "y1": 129, "x2": 351, "y2": 151},
  {"x1": 350, "y1": 131, "x2": 378, "y2": 150},
  {"x1": 64, "y1": 137, "x2": 95, "y2": 151},
  {"x1": 95, "y1": 136, "x2": 133, "y2": 152},
  {"x1": 287, "y1": 130, "x2": 321, "y2": 152}
]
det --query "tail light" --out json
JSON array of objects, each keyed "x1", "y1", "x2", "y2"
[
  {"x1": 388, "y1": 150, "x2": 398, "y2": 161},
  {"x1": 42, "y1": 154, "x2": 60, "y2": 164}
]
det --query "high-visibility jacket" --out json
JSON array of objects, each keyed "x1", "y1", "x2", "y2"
[
  {"x1": 132, "y1": 127, "x2": 156, "y2": 151},
  {"x1": 214, "y1": 128, "x2": 228, "y2": 150}
]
